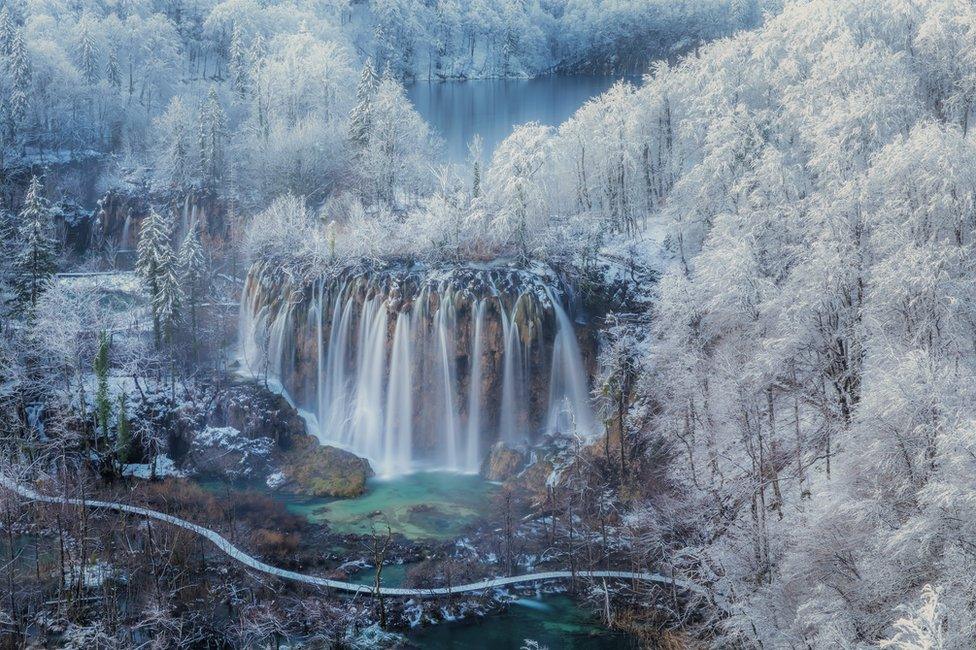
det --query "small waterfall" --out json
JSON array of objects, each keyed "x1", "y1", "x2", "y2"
[
  {"x1": 120, "y1": 213, "x2": 132, "y2": 250},
  {"x1": 546, "y1": 296, "x2": 597, "y2": 436},
  {"x1": 239, "y1": 264, "x2": 598, "y2": 475}
]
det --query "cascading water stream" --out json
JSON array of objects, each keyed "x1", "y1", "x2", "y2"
[
  {"x1": 465, "y1": 300, "x2": 486, "y2": 472},
  {"x1": 239, "y1": 265, "x2": 598, "y2": 476}
]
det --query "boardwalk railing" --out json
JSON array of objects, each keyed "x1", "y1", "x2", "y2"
[{"x1": 0, "y1": 474, "x2": 706, "y2": 599}]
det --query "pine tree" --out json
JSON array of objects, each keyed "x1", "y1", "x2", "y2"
[
  {"x1": 229, "y1": 23, "x2": 249, "y2": 100},
  {"x1": 106, "y1": 48, "x2": 121, "y2": 91},
  {"x1": 0, "y1": 7, "x2": 14, "y2": 59},
  {"x1": 349, "y1": 58, "x2": 379, "y2": 148},
  {"x1": 177, "y1": 222, "x2": 207, "y2": 347},
  {"x1": 136, "y1": 209, "x2": 173, "y2": 348},
  {"x1": 10, "y1": 176, "x2": 57, "y2": 311},
  {"x1": 158, "y1": 97, "x2": 193, "y2": 191},
  {"x1": 8, "y1": 29, "x2": 31, "y2": 130},
  {"x1": 116, "y1": 393, "x2": 131, "y2": 466},
  {"x1": 469, "y1": 134, "x2": 483, "y2": 199},
  {"x1": 93, "y1": 332, "x2": 110, "y2": 446},
  {"x1": 154, "y1": 244, "x2": 183, "y2": 345},
  {"x1": 77, "y1": 16, "x2": 100, "y2": 86},
  {"x1": 198, "y1": 87, "x2": 226, "y2": 190}
]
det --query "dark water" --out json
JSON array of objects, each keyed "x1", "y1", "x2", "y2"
[
  {"x1": 408, "y1": 595, "x2": 636, "y2": 649},
  {"x1": 407, "y1": 76, "x2": 638, "y2": 164}
]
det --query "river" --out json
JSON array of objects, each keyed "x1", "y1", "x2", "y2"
[{"x1": 407, "y1": 75, "x2": 638, "y2": 165}]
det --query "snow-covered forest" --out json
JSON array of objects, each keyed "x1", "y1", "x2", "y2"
[{"x1": 0, "y1": 0, "x2": 973, "y2": 647}]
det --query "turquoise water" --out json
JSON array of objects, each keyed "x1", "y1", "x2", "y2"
[
  {"x1": 348, "y1": 562, "x2": 410, "y2": 588},
  {"x1": 407, "y1": 595, "x2": 635, "y2": 649},
  {"x1": 203, "y1": 472, "x2": 497, "y2": 541},
  {"x1": 199, "y1": 472, "x2": 634, "y2": 646},
  {"x1": 285, "y1": 471, "x2": 497, "y2": 541}
]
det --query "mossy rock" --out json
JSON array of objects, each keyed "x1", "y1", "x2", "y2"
[{"x1": 281, "y1": 437, "x2": 374, "y2": 498}]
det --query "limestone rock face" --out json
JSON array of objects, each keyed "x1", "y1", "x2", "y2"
[
  {"x1": 279, "y1": 437, "x2": 375, "y2": 498},
  {"x1": 480, "y1": 442, "x2": 527, "y2": 481},
  {"x1": 209, "y1": 382, "x2": 307, "y2": 449},
  {"x1": 188, "y1": 426, "x2": 274, "y2": 480}
]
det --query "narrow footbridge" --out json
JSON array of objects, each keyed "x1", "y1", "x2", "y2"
[{"x1": 0, "y1": 474, "x2": 705, "y2": 599}]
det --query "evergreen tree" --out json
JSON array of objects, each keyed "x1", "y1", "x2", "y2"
[
  {"x1": 106, "y1": 48, "x2": 121, "y2": 91},
  {"x1": 116, "y1": 393, "x2": 131, "y2": 466},
  {"x1": 93, "y1": 332, "x2": 110, "y2": 446},
  {"x1": 8, "y1": 29, "x2": 31, "y2": 130},
  {"x1": 229, "y1": 23, "x2": 249, "y2": 100},
  {"x1": 177, "y1": 222, "x2": 207, "y2": 346},
  {"x1": 77, "y1": 15, "x2": 99, "y2": 86},
  {"x1": 468, "y1": 134, "x2": 483, "y2": 199},
  {"x1": 157, "y1": 97, "x2": 193, "y2": 191},
  {"x1": 0, "y1": 7, "x2": 14, "y2": 59},
  {"x1": 10, "y1": 176, "x2": 57, "y2": 311},
  {"x1": 154, "y1": 245, "x2": 183, "y2": 346},
  {"x1": 198, "y1": 87, "x2": 226, "y2": 190},
  {"x1": 349, "y1": 58, "x2": 379, "y2": 148},
  {"x1": 136, "y1": 208, "x2": 173, "y2": 348}
]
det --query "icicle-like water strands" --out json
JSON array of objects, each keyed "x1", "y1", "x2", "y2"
[
  {"x1": 239, "y1": 263, "x2": 598, "y2": 476},
  {"x1": 464, "y1": 300, "x2": 487, "y2": 472}
]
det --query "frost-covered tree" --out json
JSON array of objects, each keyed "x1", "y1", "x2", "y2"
[
  {"x1": 136, "y1": 209, "x2": 174, "y2": 349},
  {"x1": 10, "y1": 176, "x2": 57, "y2": 311},
  {"x1": 0, "y1": 6, "x2": 14, "y2": 58},
  {"x1": 468, "y1": 134, "x2": 483, "y2": 199},
  {"x1": 349, "y1": 58, "x2": 378, "y2": 149},
  {"x1": 372, "y1": 0, "x2": 420, "y2": 79},
  {"x1": 76, "y1": 14, "x2": 101, "y2": 87},
  {"x1": 154, "y1": 96, "x2": 196, "y2": 192},
  {"x1": 356, "y1": 75, "x2": 435, "y2": 203},
  {"x1": 239, "y1": 30, "x2": 354, "y2": 202},
  {"x1": 177, "y1": 223, "x2": 207, "y2": 346},
  {"x1": 229, "y1": 22, "x2": 250, "y2": 100},
  {"x1": 105, "y1": 47, "x2": 121, "y2": 92},
  {"x1": 154, "y1": 243, "x2": 183, "y2": 346},
  {"x1": 484, "y1": 123, "x2": 551, "y2": 260},
  {"x1": 198, "y1": 87, "x2": 226, "y2": 191},
  {"x1": 7, "y1": 29, "x2": 31, "y2": 134}
]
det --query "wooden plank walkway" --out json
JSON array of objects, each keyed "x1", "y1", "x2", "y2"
[{"x1": 0, "y1": 474, "x2": 705, "y2": 599}]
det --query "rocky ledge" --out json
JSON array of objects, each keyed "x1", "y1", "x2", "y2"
[{"x1": 186, "y1": 380, "x2": 373, "y2": 498}]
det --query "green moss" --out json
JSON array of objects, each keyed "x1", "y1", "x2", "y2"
[{"x1": 282, "y1": 439, "x2": 374, "y2": 498}]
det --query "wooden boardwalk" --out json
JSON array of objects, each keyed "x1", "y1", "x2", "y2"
[{"x1": 0, "y1": 474, "x2": 704, "y2": 598}]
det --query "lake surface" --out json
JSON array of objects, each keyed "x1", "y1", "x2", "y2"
[
  {"x1": 408, "y1": 595, "x2": 636, "y2": 649},
  {"x1": 288, "y1": 471, "x2": 496, "y2": 540},
  {"x1": 407, "y1": 75, "x2": 638, "y2": 164},
  {"x1": 202, "y1": 471, "x2": 496, "y2": 541}
]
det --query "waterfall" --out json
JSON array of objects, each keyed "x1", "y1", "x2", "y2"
[
  {"x1": 120, "y1": 213, "x2": 132, "y2": 250},
  {"x1": 546, "y1": 296, "x2": 597, "y2": 437},
  {"x1": 464, "y1": 300, "x2": 486, "y2": 472},
  {"x1": 239, "y1": 265, "x2": 598, "y2": 476}
]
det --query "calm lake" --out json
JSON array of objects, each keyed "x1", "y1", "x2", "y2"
[{"x1": 407, "y1": 75, "x2": 639, "y2": 164}]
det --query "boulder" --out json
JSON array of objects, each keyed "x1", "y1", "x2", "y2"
[
  {"x1": 480, "y1": 442, "x2": 527, "y2": 481},
  {"x1": 279, "y1": 437, "x2": 374, "y2": 498},
  {"x1": 188, "y1": 426, "x2": 274, "y2": 480},
  {"x1": 210, "y1": 381, "x2": 307, "y2": 449}
]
